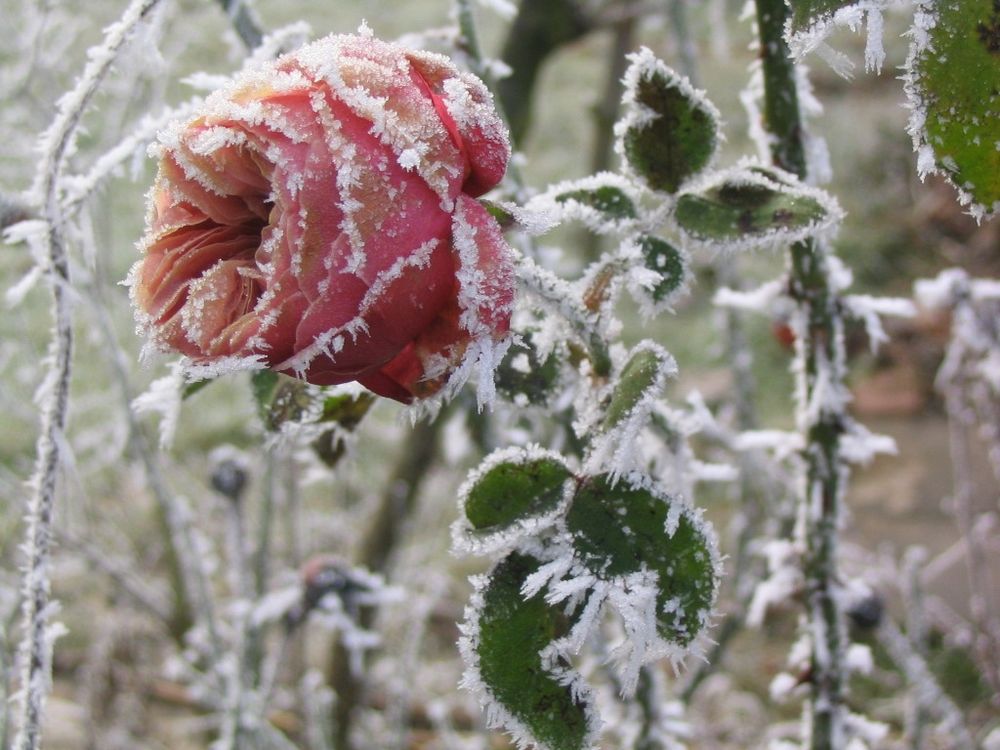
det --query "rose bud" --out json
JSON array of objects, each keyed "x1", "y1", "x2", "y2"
[{"x1": 129, "y1": 33, "x2": 515, "y2": 404}]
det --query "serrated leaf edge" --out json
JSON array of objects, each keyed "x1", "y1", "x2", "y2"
[
  {"x1": 672, "y1": 158, "x2": 844, "y2": 251},
  {"x1": 451, "y1": 445, "x2": 576, "y2": 557},
  {"x1": 527, "y1": 172, "x2": 645, "y2": 235},
  {"x1": 457, "y1": 566, "x2": 602, "y2": 750},
  {"x1": 902, "y1": 0, "x2": 1000, "y2": 222},
  {"x1": 613, "y1": 47, "x2": 724, "y2": 194}
]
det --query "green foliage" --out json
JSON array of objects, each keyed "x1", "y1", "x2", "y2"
[
  {"x1": 603, "y1": 346, "x2": 665, "y2": 430},
  {"x1": 636, "y1": 234, "x2": 686, "y2": 305},
  {"x1": 554, "y1": 185, "x2": 637, "y2": 221},
  {"x1": 909, "y1": 0, "x2": 1000, "y2": 215},
  {"x1": 463, "y1": 454, "x2": 573, "y2": 532},
  {"x1": 620, "y1": 55, "x2": 719, "y2": 193},
  {"x1": 473, "y1": 553, "x2": 591, "y2": 750},
  {"x1": 566, "y1": 476, "x2": 718, "y2": 646},
  {"x1": 495, "y1": 336, "x2": 563, "y2": 406},
  {"x1": 675, "y1": 171, "x2": 831, "y2": 242}
]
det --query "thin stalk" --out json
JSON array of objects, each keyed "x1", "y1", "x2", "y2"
[
  {"x1": 213, "y1": 0, "x2": 263, "y2": 50},
  {"x1": 753, "y1": 1, "x2": 847, "y2": 747},
  {"x1": 329, "y1": 417, "x2": 444, "y2": 750},
  {"x1": 878, "y1": 618, "x2": 975, "y2": 750},
  {"x1": 13, "y1": 2, "x2": 163, "y2": 748}
]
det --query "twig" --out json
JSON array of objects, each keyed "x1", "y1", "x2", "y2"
[
  {"x1": 13, "y1": 2, "x2": 164, "y2": 748},
  {"x1": 877, "y1": 618, "x2": 975, "y2": 750}
]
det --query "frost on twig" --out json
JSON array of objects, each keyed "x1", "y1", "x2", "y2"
[{"x1": 13, "y1": 1, "x2": 166, "y2": 748}]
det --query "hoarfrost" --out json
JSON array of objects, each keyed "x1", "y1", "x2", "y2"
[
  {"x1": 450, "y1": 445, "x2": 575, "y2": 557},
  {"x1": 131, "y1": 361, "x2": 184, "y2": 449},
  {"x1": 615, "y1": 47, "x2": 723, "y2": 191},
  {"x1": 675, "y1": 160, "x2": 844, "y2": 253},
  {"x1": 843, "y1": 294, "x2": 916, "y2": 353},
  {"x1": 783, "y1": 2, "x2": 891, "y2": 75},
  {"x1": 526, "y1": 173, "x2": 644, "y2": 236}
]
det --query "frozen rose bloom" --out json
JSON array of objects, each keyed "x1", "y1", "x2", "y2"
[{"x1": 129, "y1": 33, "x2": 515, "y2": 404}]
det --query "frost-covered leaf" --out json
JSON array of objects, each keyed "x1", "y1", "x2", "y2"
[
  {"x1": 673, "y1": 164, "x2": 842, "y2": 250},
  {"x1": 460, "y1": 553, "x2": 595, "y2": 750},
  {"x1": 251, "y1": 370, "x2": 293, "y2": 430},
  {"x1": 605, "y1": 346, "x2": 669, "y2": 431},
  {"x1": 566, "y1": 475, "x2": 719, "y2": 647},
  {"x1": 556, "y1": 185, "x2": 636, "y2": 220},
  {"x1": 625, "y1": 235, "x2": 689, "y2": 317},
  {"x1": 495, "y1": 334, "x2": 564, "y2": 407},
  {"x1": 905, "y1": 0, "x2": 1000, "y2": 219},
  {"x1": 453, "y1": 446, "x2": 575, "y2": 556},
  {"x1": 616, "y1": 48, "x2": 721, "y2": 194},
  {"x1": 586, "y1": 342, "x2": 676, "y2": 482},
  {"x1": 527, "y1": 173, "x2": 641, "y2": 235}
]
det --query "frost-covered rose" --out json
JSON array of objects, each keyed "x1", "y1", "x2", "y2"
[{"x1": 130, "y1": 33, "x2": 514, "y2": 403}]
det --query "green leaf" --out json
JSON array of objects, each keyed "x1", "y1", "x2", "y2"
[
  {"x1": 555, "y1": 185, "x2": 637, "y2": 221},
  {"x1": 603, "y1": 345, "x2": 672, "y2": 432},
  {"x1": 461, "y1": 448, "x2": 574, "y2": 534},
  {"x1": 674, "y1": 167, "x2": 836, "y2": 247},
  {"x1": 619, "y1": 49, "x2": 720, "y2": 193},
  {"x1": 907, "y1": 0, "x2": 1000, "y2": 218},
  {"x1": 467, "y1": 553, "x2": 593, "y2": 750},
  {"x1": 495, "y1": 336, "x2": 563, "y2": 406},
  {"x1": 635, "y1": 234, "x2": 687, "y2": 307},
  {"x1": 566, "y1": 475, "x2": 718, "y2": 646}
]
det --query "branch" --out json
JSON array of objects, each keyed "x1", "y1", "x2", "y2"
[{"x1": 13, "y1": 2, "x2": 164, "y2": 748}]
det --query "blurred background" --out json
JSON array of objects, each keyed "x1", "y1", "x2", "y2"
[{"x1": 0, "y1": 0, "x2": 997, "y2": 747}]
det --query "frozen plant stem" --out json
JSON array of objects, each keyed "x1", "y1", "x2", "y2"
[
  {"x1": 13, "y1": 1, "x2": 163, "y2": 748},
  {"x1": 753, "y1": 1, "x2": 847, "y2": 747}
]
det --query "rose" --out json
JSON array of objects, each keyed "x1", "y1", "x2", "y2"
[{"x1": 129, "y1": 33, "x2": 515, "y2": 404}]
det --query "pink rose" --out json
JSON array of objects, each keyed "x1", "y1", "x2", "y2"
[{"x1": 130, "y1": 33, "x2": 514, "y2": 403}]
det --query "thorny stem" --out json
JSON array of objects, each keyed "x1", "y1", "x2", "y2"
[
  {"x1": 13, "y1": 2, "x2": 163, "y2": 748},
  {"x1": 754, "y1": 1, "x2": 847, "y2": 747}
]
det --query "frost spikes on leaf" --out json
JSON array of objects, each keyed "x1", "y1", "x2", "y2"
[
  {"x1": 903, "y1": 0, "x2": 1000, "y2": 221},
  {"x1": 673, "y1": 162, "x2": 842, "y2": 251},
  {"x1": 615, "y1": 48, "x2": 722, "y2": 194},
  {"x1": 452, "y1": 446, "x2": 575, "y2": 557},
  {"x1": 459, "y1": 552, "x2": 598, "y2": 750},
  {"x1": 586, "y1": 341, "x2": 677, "y2": 483}
]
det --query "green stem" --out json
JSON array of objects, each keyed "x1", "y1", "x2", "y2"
[{"x1": 754, "y1": 2, "x2": 847, "y2": 748}]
